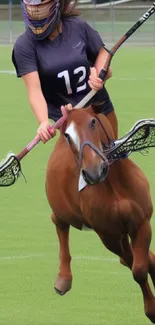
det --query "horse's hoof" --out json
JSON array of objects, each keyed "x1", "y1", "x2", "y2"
[
  {"x1": 54, "y1": 287, "x2": 66, "y2": 296},
  {"x1": 54, "y1": 276, "x2": 72, "y2": 296}
]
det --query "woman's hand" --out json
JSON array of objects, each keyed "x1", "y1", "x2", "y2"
[
  {"x1": 88, "y1": 67, "x2": 104, "y2": 91},
  {"x1": 37, "y1": 120, "x2": 56, "y2": 143},
  {"x1": 60, "y1": 103, "x2": 73, "y2": 112}
]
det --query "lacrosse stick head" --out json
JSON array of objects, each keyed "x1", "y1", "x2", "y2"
[
  {"x1": 0, "y1": 153, "x2": 21, "y2": 187},
  {"x1": 104, "y1": 118, "x2": 155, "y2": 163}
]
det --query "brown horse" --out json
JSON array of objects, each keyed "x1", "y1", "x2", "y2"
[{"x1": 46, "y1": 107, "x2": 155, "y2": 324}]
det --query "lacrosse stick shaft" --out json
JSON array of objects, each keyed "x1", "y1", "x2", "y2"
[
  {"x1": 16, "y1": 106, "x2": 68, "y2": 161},
  {"x1": 74, "y1": 2, "x2": 155, "y2": 109}
]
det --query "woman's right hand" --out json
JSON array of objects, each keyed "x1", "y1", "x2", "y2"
[{"x1": 37, "y1": 120, "x2": 56, "y2": 143}]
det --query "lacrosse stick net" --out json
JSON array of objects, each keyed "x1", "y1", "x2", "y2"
[{"x1": 104, "y1": 119, "x2": 155, "y2": 163}]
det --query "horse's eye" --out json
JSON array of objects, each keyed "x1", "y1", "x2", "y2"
[
  {"x1": 64, "y1": 133, "x2": 71, "y2": 144},
  {"x1": 90, "y1": 118, "x2": 96, "y2": 128}
]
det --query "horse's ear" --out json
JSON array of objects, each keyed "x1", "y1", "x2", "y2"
[
  {"x1": 91, "y1": 103, "x2": 104, "y2": 115},
  {"x1": 84, "y1": 105, "x2": 97, "y2": 116}
]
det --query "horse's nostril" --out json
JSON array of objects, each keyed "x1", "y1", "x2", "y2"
[
  {"x1": 101, "y1": 162, "x2": 109, "y2": 180},
  {"x1": 82, "y1": 170, "x2": 85, "y2": 177},
  {"x1": 82, "y1": 169, "x2": 87, "y2": 180},
  {"x1": 82, "y1": 169, "x2": 92, "y2": 185},
  {"x1": 102, "y1": 162, "x2": 108, "y2": 172}
]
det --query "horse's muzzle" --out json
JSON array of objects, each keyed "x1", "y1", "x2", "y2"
[{"x1": 82, "y1": 161, "x2": 109, "y2": 185}]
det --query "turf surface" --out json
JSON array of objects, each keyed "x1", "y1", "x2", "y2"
[{"x1": 0, "y1": 46, "x2": 155, "y2": 325}]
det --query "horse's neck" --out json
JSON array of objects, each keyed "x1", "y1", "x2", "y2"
[
  {"x1": 97, "y1": 113, "x2": 116, "y2": 146},
  {"x1": 106, "y1": 158, "x2": 133, "y2": 191}
]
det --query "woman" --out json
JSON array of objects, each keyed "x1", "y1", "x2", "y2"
[{"x1": 12, "y1": 0, "x2": 118, "y2": 143}]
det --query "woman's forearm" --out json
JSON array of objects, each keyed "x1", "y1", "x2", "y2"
[
  {"x1": 28, "y1": 88, "x2": 49, "y2": 124},
  {"x1": 94, "y1": 47, "x2": 112, "y2": 81},
  {"x1": 22, "y1": 72, "x2": 48, "y2": 124}
]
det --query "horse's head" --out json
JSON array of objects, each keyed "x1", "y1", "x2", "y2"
[{"x1": 61, "y1": 108, "x2": 110, "y2": 185}]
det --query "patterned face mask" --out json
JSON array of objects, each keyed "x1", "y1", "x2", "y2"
[{"x1": 22, "y1": 0, "x2": 61, "y2": 40}]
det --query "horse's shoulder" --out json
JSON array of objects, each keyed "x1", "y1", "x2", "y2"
[{"x1": 120, "y1": 158, "x2": 150, "y2": 187}]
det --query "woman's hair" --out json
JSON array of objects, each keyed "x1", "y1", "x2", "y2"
[{"x1": 61, "y1": 0, "x2": 80, "y2": 16}]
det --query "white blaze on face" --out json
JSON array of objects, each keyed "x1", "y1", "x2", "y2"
[{"x1": 65, "y1": 121, "x2": 80, "y2": 151}]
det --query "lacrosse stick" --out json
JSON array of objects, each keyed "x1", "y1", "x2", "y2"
[
  {"x1": 74, "y1": 2, "x2": 155, "y2": 109},
  {"x1": 0, "y1": 106, "x2": 69, "y2": 187},
  {"x1": 103, "y1": 119, "x2": 155, "y2": 163}
]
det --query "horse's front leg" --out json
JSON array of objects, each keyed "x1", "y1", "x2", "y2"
[
  {"x1": 120, "y1": 235, "x2": 133, "y2": 268},
  {"x1": 54, "y1": 220, "x2": 72, "y2": 295},
  {"x1": 131, "y1": 220, "x2": 155, "y2": 323},
  {"x1": 148, "y1": 250, "x2": 155, "y2": 288}
]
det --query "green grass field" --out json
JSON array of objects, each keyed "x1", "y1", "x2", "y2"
[{"x1": 0, "y1": 46, "x2": 155, "y2": 325}]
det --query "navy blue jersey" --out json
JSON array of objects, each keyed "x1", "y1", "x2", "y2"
[{"x1": 12, "y1": 16, "x2": 114, "y2": 121}]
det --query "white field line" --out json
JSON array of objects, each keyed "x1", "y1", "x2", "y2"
[
  {"x1": 0, "y1": 70, "x2": 15, "y2": 74},
  {"x1": 114, "y1": 77, "x2": 155, "y2": 81},
  {"x1": 0, "y1": 253, "x2": 45, "y2": 261},
  {"x1": 1, "y1": 70, "x2": 155, "y2": 81},
  {"x1": 0, "y1": 253, "x2": 118, "y2": 262}
]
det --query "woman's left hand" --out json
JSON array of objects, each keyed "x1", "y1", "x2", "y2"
[
  {"x1": 88, "y1": 67, "x2": 104, "y2": 91},
  {"x1": 61, "y1": 103, "x2": 73, "y2": 112}
]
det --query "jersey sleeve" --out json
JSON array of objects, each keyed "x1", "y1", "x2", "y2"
[
  {"x1": 12, "y1": 34, "x2": 38, "y2": 77},
  {"x1": 82, "y1": 20, "x2": 104, "y2": 64}
]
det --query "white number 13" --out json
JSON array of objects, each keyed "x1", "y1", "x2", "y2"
[{"x1": 58, "y1": 66, "x2": 86, "y2": 95}]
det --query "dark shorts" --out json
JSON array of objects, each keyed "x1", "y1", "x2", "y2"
[{"x1": 92, "y1": 86, "x2": 114, "y2": 116}]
